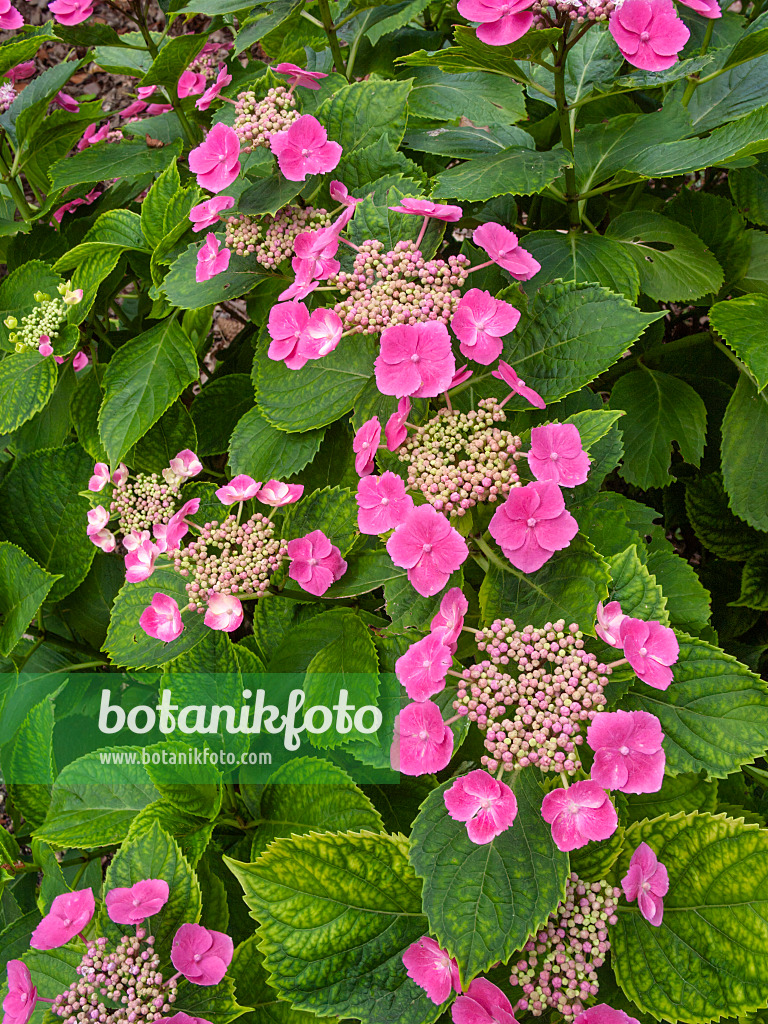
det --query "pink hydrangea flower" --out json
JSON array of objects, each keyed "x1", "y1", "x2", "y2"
[
  {"x1": 188, "y1": 122, "x2": 241, "y2": 193},
  {"x1": 171, "y1": 924, "x2": 233, "y2": 986},
  {"x1": 112, "y1": 463, "x2": 128, "y2": 487},
  {"x1": 620, "y1": 618, "x2": 679, "y2": 690},
  {"x1": 157, "y1": 1015, "x2": 212, "y2": 1024},
  {"x1": 72, "y1": 351, "x2": 89, "y2": 371},
  {"x1": 169, "y1": 449, "x2": 202, "y2": 480},
  {"x1": 451, "y1": 289, "x2": 520, "y2": 365},
  {"x1": 5, "y1": 62, "x2": 35, "y2": 81},
  {"x1": 124, "y1": 529, "x2": 150, "y2": 552},
  {"x1": 387, "y1": 503, "x2": 468, "y2": 597},
  {"x1": 196, "y1": 65, "x2": 232, "y2": 111},
  {"x1": 353, "y1": 417, "x2": 381, "y2": 476},
  {"x1": 122, "y1": 99, "x2": 148, "y2": 118},
  {"x1": 457, "y1": 0, "x2": 533, "y2": 44},
  {"x1": 0, "y1": 0, "x2": 22, "y2": 28},
  {"x1": 269, "y1": 114, "x2": 342, "y2": 182},
  {"x1": 575, "y1": 1006, "x2": 641, "y2": 1024},
  {"x1": 595, "y1": 600, "x2": 626, "y2": 648},
  {"x1": 450, "y1": 365, "x2": 473, "y2": 388},
  {"x1": 299, "y1": 307, "x2": 343, "y2": 359},
  {"x1": 452, "y1": 978, "x2": 517, "y2": 1024},
  {"x1": 528, "y1": 423, "x2": 590, "y2": 487},
  {"x1": 271, "y1": 63, "x2": 328, "y2": 90},
  {"x1": 608, "y1": 0, "x2": 690, "y2": 71},
  {"x1": 430, "y1": 586, "x2": 468, "y2": 653},
  {"x1": 204, "y1": 593, "x2": 243, "y2": 632},
  {"x1": 3, "y1": 962, "x2": 37, "y2": 1024},
  {"x1": 90, "y1": 529, "x2": 116, "y2": 552},
  {"x1": 190, "y1": 196, "x2": 235, "y2": 232},
  {"x1": 444, "y1": 769, "x2": 518, "y2": 845},
  {"x1": 124, "y1": 538, "x2": 161, "y2": 583},
  {"x1": 488, "y1": 480, "x2": 578, "y2": 573},
  {"x1": 390, "y1": 700, "x2": 454, "y2": 775},
  {"x1": 278, "y1": 262, "x2": 318, "y2": 303},
  {"x1": 389, "y1": 197, "x2": 462, "y2": 221},
  {"x1": 267, "y1": 300, "x2": 310, "y2": 370},
  {"x1": 257, "y1": 480, "x2": 304, "y2": 506},
  {"x1": 402, "y1": 936, "x2": 461, "y2": 1005},
  {"x1": 139, "y1": 593, "x2": 184, "y2": 644},
  {"x1": 396, "y1": 633, "x2": 453, "y2": 702},
  {"x1": 356, "y1": 472, "x2": 414, "y2": 535},
  {"x1": 89, "y1": 462, "x2": 110, "y2": 492},
  {"x1": 293, "y1": 225, "x2": 340, "y2": 280},
  {"x1": 216, "y1": 475, "x2": 261, "y2": 504},
  {"x1": 77, "y1": 122, "x2": 109, "y2": 150},
  {"x1": 105, "y1": 879, "x2": 170, "y2": 925},
  {"x1": 38, "y1": 335, "x2": 53, "y2": 357},
  {"x1": 54, "y1": 92, "x2": 79, "y2": 112},
  {"x1": 540, "y1": 780, "x2": 618, "y2": 852},
  {"x1": 473, "y1": 223, "x2": 540, "y2": 280},
  {"x1": 587, "y1": 709, "x2": 665, "y2": 794},
  {"x1": 155, "y1": 498, "x2": 200, "y2": 552},
  {"x1": 178, "y1": 69, "x2": 206, "y2": 98},
  {"x1": 491, "y1": 360, "x2": 545, "y2": 410},
  {"x1": 375, "y1": 322, "x2": 456, "y2": 399},
  {"x1": 286, "y1": 530, "x2": 347, "y2": 596},
  {"x1": 196, "y1": 233, "x2": 230, "y2": 283},
  {"x1": 86, "y1": 506, "x2": 109, "y2": 537},
  {"x1": 385, "y1": 396, "x2": 411, "y2": 451},
  {"x1": 677, "y1": 0, "x2": 720, "y2": 15},
  {"x1": 48, "y1": 0, "x2": 90, "y2": 24},
  {"x1": 329, "y1": 180, "x2": 361, "y2": 207},
  {"x1": 30, "y1": 889, "x2": 95, "y2": 949},
  {"x1": 621, "y1": 841, "x2": 669, "y2": 927}
]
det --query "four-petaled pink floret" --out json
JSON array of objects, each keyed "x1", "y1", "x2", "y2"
[
  {"x1": 587, "y1": 709, "x2": 665, "y2": 794},
  {"x1": 608, "y1": 0, "x2": 690, "y2": 71},
  {"x1": 540, "y1": 779, "x2": 618, "y2": 852},
  {"x1": 444, "y1": 769, "x2": 518, "y2": 845},
  {"x1": 402, "y1": 935, "x2": 461, "y2": 1005},
  {"x1": 124, "y1": 537, "x2": 161, "y2": 582},
  {"x1": 215, "y1": 474, "x2": 261, "y2": 504},
  {"x1": 2, "y1": 962, "x2": 37, "y2": 1024},
  {"x1": 353, "y1": 416, "x2": 381, "y2": 476},
  {"x1": 575, "y1": 1006, "x2": 641, "y2": 1024},
  {"x1": 621, "y1": 841, "x2": 669, "y2": 927},
  {"x1": 286, "y1": 529, "x2": 347, "y2": 596},
  {"x1": 491, "y1": 360, "x2": 546, "y2": 410},
  {"x1": 595, "y1": 600, "x2": 626, "y2": 648},
  {"x1": 375, "y1": 321, "x2": 456, "y2": 399},
  {"x1": 257, "y1": 480, "x2": 304, "y2": 506},
  {"x1": 457, "y1": 0, "x2": 534, "y2": 45},
  {"x1": 396, "y1": 633, "x2": 453, "y2": 702},
  {"x1": 271, "y1": 63, "x2": 328, "y2": 90},
  {"x1": 451, "y1": 977, "x2": 518, "y2": 1024},
  {"x1": 171, "y1": 923, "x2": 234, "y2": 986},
  {"x1": 269, "y1": 114, "x2": 342, "y2": 182},
  {"x1": 451, "y1": 288, "x2": 520, "y2": 365},
  {"x1": 30, "y1": 889, "x2": 95, "y2": 950},
  {"x1": 47, "y1": 0, "x2": 89, "y2": 26},
  {"x1": 356, "y1": 472, "x2": 413, "y2": 535},
  {"x1": 528, "y1": 423, "x2": 590, "y2": 487},
  {"x1": 620, "y1": 617, "x2": 679, "y2": 690},
  {"x1": 188, "y1": 122, "x2": 241, "y2": 193},
  {"x1": 190, "y1": 196, "x2": 235, "y2": 233},
  {"x1": 488, "y1": 479, "x2": 578, "y2": 573},
  {"x1": 204, "y1": 593, "x2": 243, "y2": 632},
  {"x1": 196, "y1": 233, "x2": 231, "y2": 283},
  {"x1": 473, "y1": 222, "x2": 540, "y2": 280},
  {"x1": 430, "y1": 586, "x2": 468, "y2": 653},
  {"x1": 139, "y1": 592, "x2": 184, "y2": 643},
  {"x1": 105, "y1": 879, "x2": 170, "y2": 925},
  {"x1": 389, "y1": 197, "x2": 463, "y2": 222},
  {"x1": 387, "y1": 503, "x2": 468, "y2": 597},
  {"x1": 390, "y1": 700, "x2": 454, "y2": 775}
]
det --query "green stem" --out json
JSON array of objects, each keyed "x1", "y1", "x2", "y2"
[
  {"x1": 316, "y1": 0, "x2": 348, "y2": 78},
  {"x1": 473, "y1": 534, "x2": 512, "y2": 575},
  {"x1": 552, "y1": 32, "x2": 581, "y2": 230},
  {"x1": 346, "y1": 11, "x2": 371, "y2": 80},
  {"x1": 25, "y1": 627, "x2": 107, "y2": 662},
  {"x1": 577, "y1": 175, "x2": 646, "y2": 200},
  {"x1": 682, "y1": 18, "x2": 715, "y2": 106}
]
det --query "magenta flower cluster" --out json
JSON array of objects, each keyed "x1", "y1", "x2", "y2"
[{"x1": 596, "y1": 600, "x2": 679, "y2": 689}]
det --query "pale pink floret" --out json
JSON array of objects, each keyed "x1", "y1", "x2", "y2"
[
  {"x1": 30, "y1": 889, "x2": 95, "y2": 949},
  {"x1": 89, "y1": 462, "x2": 110, "y2": 492},
  {"x1": 528, "y1": 423, "x2": 589, "y2": 487},
  {"x1": 390, "y1": 700, "x2": 454, "y2": 775},
  {"x1": 444, "y1": 769, "x2": 518, "y2": 845},
  {"x1": 452, "y1": 977, "x2": 518, "y2": 1024},
  {"x1": 124, "y1": 538, "x2": 161, "y2": 583},
  {"x1": 620, "y1": 617, "x2": 679, "y2": 690},
  {"x1": 387, "y1": 503, "x2": 468, "y2": 597},
  {"x1": 587, "y1": 709, "x2": 665, "y2": 794},
  {"x1": 491, "y1": 360, "x2": 546, "y2": 410},
  {"x1": 286, "y1": 530, "x2": 347, "y2": 596},
  {"x1": 621, "y1": 841, "x2": 669, "y2": 927},
  {"x1": 451, "y1": 288, "x2": 520, "y2": 365},
  {"x1": 190, "y1": 196, "x2": 235, "y2": 233},
  {"x1": 171, "y1": 924, "x2": 233, "y2": 986},
  {"x1": 595, "y1": 600, "x2": 626, "y2": 648},
  {"x1": 113, "y1": 463, "x2": 128, "y2": 487},
  {"x1": 488, "y1": 480, "x2": 578, "y2": 573},
  {"x1": 356, "y1": 472, "x2": 414, "y2": 535},
  {"x1": 216, "y1": 475, "x2": 261, "y2": 504},
  {"x1": 375, "y1": 321, "x2": 456, "y2": 399},
  {"x1": 48, "y1": 0, "x2": 89, "y2": 25},
  {"x1": 3, "y1": 962, "x2": 37, "y2": 1024},
  {"x1": 139, "y1": 593, "x2": 184, "y2": 643},
  {"x1": 86, "y1": 506, "x2": 109, "y2": 536},
  {"x1": 204, "y1": 593, "x2": 243, "y2": 632},
  {"x1": 608, "y1": 0, "x2": 690, "y2": 71},
  {"x1": 90, "y1": 529, "x2": 116, "y2": 552},
  {"x1": 473, "y1": 223, "x2": 540, "y2": 280},
  {"x1": 430, "y1": 586, "x2": 468, "y2": 653},
  {"x1": 124, "y1": 529, "x2": 150, "y2": 552},
  {"x1": 72, "y1": 351, "x2": 89, "y2": 371},
  {"x1": 105, "y1": 879, "x2": 169, "y2": 925},
  {"x1": 396, "y1": 633, "x2": 453, "y2": 702},
  {"x1": 178, "y1": 69, "x2": 207, "y2": 98},
  {"x1": 353, "y1": 416, "x2": 381, "y2": 476},
  {"x1": 293, "y1": 225, "x2": 340, "y2": 279},
  {"x1": 385, "y1": 396, "x2": 411, "y2": 451},
  {"x1": 257, "y1": 480, "x2": 304, "y2": 506},
  {"x1": 457, "y1": 0, "x2": 533, "y2": 44},
  {"x1": 188, "y1": 122, "x2": 241, "y2": 193},
  {"x1": 196, "y1": 233, "x2": 231, "y2": 283},
  {"x1": 196, "y1": 65, "x2": 232, "y2": 111},
  {"x1": 169, "y1": 449, "x2": 203, "y2": 479},
  {"x1": 299, "y1": 307, "x2": 343, "y2": 359},
  {"x1": 271, "y1": 63, "x2": 328, "y2": 90},
  {"x1": 575, "y1": 1006, "x2": 641, "y2": 1024},
  {"x1": 540, "y1": 779, "x2": 618, "y2": 852},
  {"x1": 677, "y1": 0, "x2": 720, "y2": 15},
  {"x1": 389, "y1": 197, "x2": 462, "y2": 221},
  {"x1": 267, "y1": 300, "x2": 310, "y2": 370},
  {"x1": 269, "y1": 114, "x2": 342, "y2": 182},
  {"x1": 38, "y1": 336, "x2": 53, "y2": 357},
  {"x1": 402, "y1": 936, "x2": 461, "y2": 1005}
]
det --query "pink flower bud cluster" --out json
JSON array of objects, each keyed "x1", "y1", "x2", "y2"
[
  {"x1": 233, "y1": 86, "x2": 300, "y2": 152},
  {"x1": 0, "y1": 81, "x2": 16, "y2": 111},
  {"x1": 454, "y1": 620, "x2": 610, "y2": 774},
  {"x1": 51, "y1": 930, "x2": 177, "y2": 1024},
  {"x1": 110, "y1": 472, "x2": 181, "y2": 537},
  {"x1": 532, "y1": 0, "x2": 618, "y2": 24},
  {"x1": 329, "y1": 239, "x2": 470, "y2": 335},
  {"x1": 508, "y1": 873, "x2": 621, "y2": 1019},
  {"x1": 173, "y1": 512, "x2": 287, "y2": 610},
  {"x1": 225, "y1": 204, "x2": 330, "y2": 263},
  {"x1": 397, "y1": 397, "x2": 522, "y2": 516}
]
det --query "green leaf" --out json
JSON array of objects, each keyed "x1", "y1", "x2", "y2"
[
  {"x1": 407, "y1": 67, "x2": 525, "y2": 125},
  {"x1": 564, "y1": 408, "x2": 625, "y2": 451},
  {"x1": 304, "y1": 625, "x2": 379, "y2": 749},
  {"x1": 228, "y1": 406, "x2": 325, "y2": 479},
  {"x1": 267, "y1": 608, "x2": 369, "y2": 672},
  {"x1": 0, "y1": 543, "x2": 58, "y2": 657},
  {"x1": 236, "y1": 177, "x2": 304, "y2": 217},
  {"x1": 432, "y1": 147, "x2": 572, "y2": 202},
  {"x1": 645, "y1": 548, "x2": 711, "y2": 635},
  {"x1": 6, "y1": 694, "x2": 55, "y2": 791},
  {"x1": 126, "y1": 799, "x2": 214, "y2": 869},
  {"x1": 611, "y1": 812, "x2": 768, "y2": 1022},
  {"x1": 384, "y1": 568, "x2": 464, "y2": 631},
  {"x1": 0, "y1": 29, "x2": 56, "y2": 79},
  {"x1": 34, "y1": 750, "x2": 159, "y2": 847},
  {"x1": 569, "y1": 826, "x2": 625, "y2": 883},
  {"x1": 54, "y1": 210, "x2": 148, "y2": 271},
  {"x1": 733, "y1": 551, "x2": 768, "y2": 609},
  {"x1": 710, "y1": 293, "x2": 768, "y2": 391},
  {"x1": 230, "y1": 934, "x2": 319, "y2": 1024},
  {"x1": 144, "y1": 740, "x2": 222, "y2": 820},
  {"x1": 71, "y1": 366, "x2": 108, "y2": 462},
  {"x1": 721, "y1": 374, "x2": 768, "y2": 531},
  {"x1": 623, "y1": 633, "x2": 768, "y2": 778},
  {"x1": 141, "y1": 34, "x2": 206, "y2": 88},
  {"x1": 174, "y1": 976, "x2": 250, "y2": 1024},
  {"x1": 316, "y1": 78, "x2": 412, "y2": 154},
  {"x1": 604, "y1": 211, "x2": 723, "y2": 302},
  {"x1": 608, "y1": 545, "x2": 668, "y2": 624},
  {"x1": 729, "y1": 164, "x2": 768, "y2": 227},
  {"x1": 522, "y1": 231, "x2": 641, "y2": 303},
  {"x1": 346, "y1": 178, "x2": 441, "y2": 252},
  {"x1": 253, "y1": 336, "x2": 375, "y2": 432},
  {"x1": 49, "y1": 139, "x2": 183, "y2": 191},
  {"x1": 399, "y1": 25, "x2": 561, "y2": 76},
  {"x1": 164, "y1": 242, "x2": 267, "y2": 309},
  {"x1": 132, "y1": 401, "x2": 198, "y2": 475},
  {"x1": 282, "y1": 485, "x2": 360, "y2": 557},
  {"x1": 610, "y1": 369, "x2": 707, "y2": 489},
  {"x1": 324, "y1": 550, "x2": 406, "y2": 598},
  {"x1": 225, "y1": 831, "x2": 437, "y2": 1022},
  {"x1": 409, "y1": 770, "x2": 569, "y2": 986},
  {"x1": 0, "y1": 352, "x2": 57, "y2": 434},
  {"x1": 1, "y1": 59, "x2": 82, "y2": 147},
  {"x1": 625, "y1": 772, "x2": 718, "y2": 823},
  {"x1": 0, "y1": 444, "x2": 95, "y2": 601},
  {"x1": 98, "y1": 317, "x2": 199, "y2": 466},
  {"x1": 685, "y1": 472, "x2": 768, "y2": 561},
  {"x1": 141, "y1": 162, "x2": 183, "y2": 251},
  {"x1": 191, "y1": 375, "x2": 254, "y2": 457}
]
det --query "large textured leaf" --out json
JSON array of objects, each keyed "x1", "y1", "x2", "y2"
[
  {"x1": 98, "y1": 317, "x2": 198, "y2": 466},
  {"x1": 225, "y1": 831, "x2": 438, "y2": 1023},
  {"x1": 410, "y1": 770, "x2": 569, "y2": 985},
  {"x1": 623, "y1": 634, "x2": 768, "y2": 778},
  {"x1": 611, "y1": 812, "x2": 768, "y2": 1022},
  {"x1": 0, "y1": 352, "x2": 57, "y2": 433},
  {"x1": 710, "y1": 293, "x2": 768, "y2": 391},
  {"x1": 608, "y1": 545, "x2": 668, "y2": 624},
  {"x1": 190, "y1": 375, "x2": 255, "y2": 457},
  {"x1": 0, "y1": 542, "x2": 58, "y2": 657},
  {"x1": 316, "y1": 78, "x2": 412, "y2": 153},
  {"x1": 522, "y1": 231, "x2": 641, "y2": 302},
  {"x1": 432, "y1": 148, "x2": 571, "y2": 202},
  {"x1": 721, "y1": 374, "x2": 768, "y2": 531},
  {"x1": 685, "y1": 472, "x2": 768, "y2": 561},
  {"x1": 49, "y1": 139, "x2": 182, "y2": 190},
  {"x1": 229, "y1": 934, "x2": 318, "y2": 1024},
  {"x1": 733, "y1": 551, "x2": 768, "y2": 609},
  {"x1": 625, "y1": 772, "x2": 718, "y2": 823},
  {"x1": 228, "y1": 405, "x2": 325, "y2": 479},
  {"x1": 407, "y1": 67, "x2": 525, "y2": 125}
]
